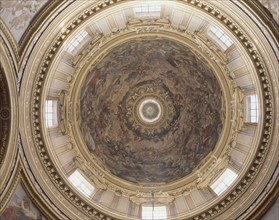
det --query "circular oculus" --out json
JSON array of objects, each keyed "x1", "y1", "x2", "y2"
[{"x1": 139, "y1": 99, "x2": 162, "y2": 123}]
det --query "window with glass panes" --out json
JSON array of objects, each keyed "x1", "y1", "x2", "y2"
[
  {"x1": 68, "y1": 170, "x2": 95, "y2": 197},
  {"x1": 142, "y1": 205, "x2": 167, "y2": 220},
  {"x1": 209, "y1": 26, "x2": 233, "y2": 48},
  {"x1": 134, "y1": 3, "x2": 161, "y2": 16},
  {"x1": 210, "y1": 168, "x2": 238, "y2": 196},
  {"x1": 247, "y1": 95, "x2": 259, "y2": 123},
  {"x1": 66, "y1": 29, "x2": 88, "y2": 53},
  {"x1": 45, "y1": 100, "x2": 57, "y2": 127}
]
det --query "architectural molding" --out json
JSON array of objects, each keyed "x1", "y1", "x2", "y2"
[
  {"x1": 18, "y1": 0, "x2": 69, "y2": 56},
  {"x1": 14, "y1": 0, "x2": 279, "y2": 219}
]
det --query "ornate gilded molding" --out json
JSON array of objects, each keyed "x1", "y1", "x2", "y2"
[
  {"x1": 0, "y1": 155, "x2": 63, "y2": 219},
  {"x1": 240, "y1": 165, "x2": 279, "y2": 219},
  {"x1": 23, "y1": 0, "x2": 277, "y2": 219},
  {"x1": 0, "y1": 159, "x2": 21, "y2": 214},
  {"x1": 0, "y1": 19, "x2": 19, "y2": 70},
  {"x1": 0, "y1": 32, "x2": 19, "y2": 214},
  {"x1": 58, "y1": 90, "x2": 70, "y2": 135},
  {"x1": 18, "y1": 0, "x2": 70, "y2": 56},
  {"x1": 130, "y1": 191, "x2": 175, "y2": 206},
  {"x1": 0, "y1": 62, "x2": 11, "y2": 164},
  {"x1": 19, "y1": 156, "x2": 64, "y2": 220},
  {"x1": 240, "y1": 0, "x2": 279, "y2": 50}
]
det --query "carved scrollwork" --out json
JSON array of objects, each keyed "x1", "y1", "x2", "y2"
[
  {"x1": 72, "y1": 34, "x2": 103, "y2": 69},
  {"x1": 58, "y1": 90, "x2": 70, "y2": 135},
  {"x1": 192, "y1": 31, "x2": 228, "y2": 65},
  {"x1": 130, "y1": 191, "x2": 174, "y2": 205},
  {"x1": 231, "y1": 86, "x2": 245, "y2": 134}
]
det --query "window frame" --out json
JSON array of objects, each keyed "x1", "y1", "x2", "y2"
[
  {"x1": 210, "y1": 168, "x2": 238, "y2": 196},
  {"x1": 68, "y1": 169, "x2": 95, "y2": 198},
  {"x1": 66, "y1": 29, "x2": 89, "y2": 53},
  {"x1": 45, "y1": 99, "x2": 58, "y2": 128},
  {"x1": 141, "y1": 204, "x2": 167, "y2": 220},
  {"x1": 134, "y1": 3, "x2": 162, "y2": 17},
  {"x1": 208, "y1": 25, "x2": 233, "y2": 50},
  {"x1": 245, "y1": 94, "x2": 259, "y2": 123}
]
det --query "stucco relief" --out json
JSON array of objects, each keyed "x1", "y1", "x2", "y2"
[
  {"x1": 0, "y1": 0, "x2": 48, "y2": 42},
  {"x1": 79, "y1": 39, "x2": 223, "y2": 184}
]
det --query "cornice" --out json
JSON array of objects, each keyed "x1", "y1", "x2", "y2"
[
  {"x1": 19, "y1": 0, "x2": 279, "y2": 219},
  {"x1": 238, "y1": 165, "x2": 279, "y2": 220},
  {"x1": 241, "y1": 0, "x2": 279, "y2": 38},
  {"x1": 0, "y1": 158, "x2": 21, "y2": 215},
  {"x1": 19, "y1": 157, "x2": 64, "y2": 220},
  {"x1": 18, "y1": 0, "x2": 68, "y2": 57},
  {"x1": 0, "y1": 18, "x2": 19, "y2": 69},
  {"x1": 237, "y1": 0, "x2": 279, "y2": 59},
  {"x1": 0, "y1": 156, "x2": 63, "y2": 219}
]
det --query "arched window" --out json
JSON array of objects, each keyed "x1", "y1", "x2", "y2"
[
  {"x1": 45, "y1": 99, "x2": 58, "y2": 128},
  {"x1": 245, "y1": 95, "x2": 259, "y2": 123},
  {"x1": 68, "y1": 169, "x2": 95, "y2": 197}
]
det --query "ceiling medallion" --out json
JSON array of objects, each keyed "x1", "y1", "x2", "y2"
[
  {"x1": 139, "y1": 99, "x2": 161, "y2": 123},
  {"x1": 123, "y1": 80, "x2": 179, "y2": 138},
  {"x1": 0, "y1": 107, "x2": 10, "y2": 120}
]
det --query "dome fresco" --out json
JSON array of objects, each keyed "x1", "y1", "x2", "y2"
[{"x1": 80, "y1": 39, "x2": 223, "y2": 183}]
